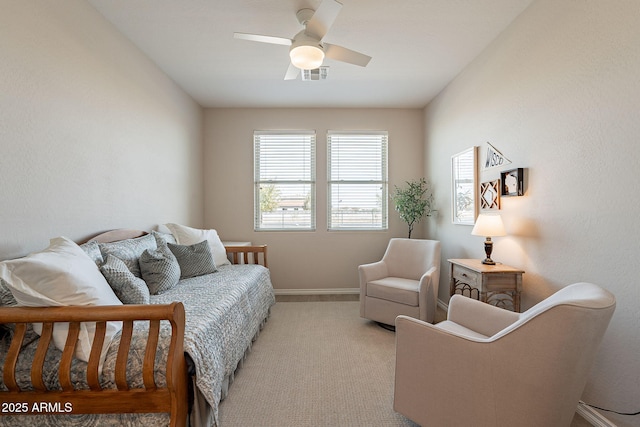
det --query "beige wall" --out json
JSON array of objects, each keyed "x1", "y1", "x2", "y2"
[
  {"x1": 204, "y1": 108, "x2": 425, "y2": 292},
  {"x1": 0, "y1": 0, "x2": 203, "y2": 260},
  {"x1": 424, "y1": 0, "x2": 640, "y2": 424}
]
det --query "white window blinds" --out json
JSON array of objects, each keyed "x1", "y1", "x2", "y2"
[
  {"x1": 327, "y1": 131, "x2": 388, "y2": 230},
  {"x1": 254, "y1": 131, "x2": 316, "y2": 230}
]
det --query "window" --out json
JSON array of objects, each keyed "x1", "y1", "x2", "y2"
[
  {"x1": 327, "y1": 131, "x2": 388, "y2": 230},
  {"x1": 254, "y1": 131, "x2": 315, "y2": 231}
]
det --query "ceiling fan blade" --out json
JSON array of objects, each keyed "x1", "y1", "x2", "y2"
[
  {"x1": 305, "y1": 0, "x2": 343, "y2": 40},
  {"x1": 324, "y1": 43, "x2": 371, "y2": 67},
  {"x1": 284, "y1": 63, "x2": 300, "y2": 80},
  {"x1": 233, "y1": 32, "x2": 292, "y2": 46}
]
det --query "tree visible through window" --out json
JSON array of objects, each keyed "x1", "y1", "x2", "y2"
[
  {"x1": 254, "y1": 131, "x2": 316, "y2": 230},
  {"x1": 327, "y1": 131, "x2": 388, "y2": 230}
]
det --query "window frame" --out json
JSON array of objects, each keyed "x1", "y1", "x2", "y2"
[
  {"x1": 253, "y1": 130, "x2": 316, "y2": 231},
  {"x1": 327, "y1": 131, "x2": 389, "y2": 231}
]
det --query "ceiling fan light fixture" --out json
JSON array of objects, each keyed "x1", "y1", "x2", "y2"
[{"x1": 290, "y1": 44, "x2": 324, "y2": 70}]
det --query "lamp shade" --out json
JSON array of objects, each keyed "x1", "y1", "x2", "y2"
[
  {"x1": 471, "y1": 214, "x2": 507, "y2": 237},
  {"x1": 290, "y1": 44, "x2": 324, "y2": 70}
]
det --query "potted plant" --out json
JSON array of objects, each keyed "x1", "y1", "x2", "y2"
[{"x1": 391, "y1": 178, "x2": 435, "y2": 238}]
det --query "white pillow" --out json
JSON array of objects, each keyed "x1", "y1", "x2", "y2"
[
  {"x1": 156, "y1": 223, "x2": 172, "y2": 234},
  {"x1": 0, "y1": 237, "x2": 123, "y2": 372},
  {"x1": 165, "y1": 223, "x2": 230, "y2": 267}
]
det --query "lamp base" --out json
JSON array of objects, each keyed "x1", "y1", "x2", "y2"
[{"x1": 482, "y1": 238, "x2": 495, "y2": 265}]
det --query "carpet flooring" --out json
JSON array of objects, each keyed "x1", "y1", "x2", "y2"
[
  {"x1": 218, "y1": 301, "x2": 418, "y2": 427},
  {"x1": 218, "y1": 300, "x2": 592, "y2": 427}
]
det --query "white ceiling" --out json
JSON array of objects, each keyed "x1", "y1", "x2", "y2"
[{"x1": 88, "y1": 0, "x2": 533, "y2": 109}]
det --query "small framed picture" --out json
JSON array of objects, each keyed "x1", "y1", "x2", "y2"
[
  {"x1": 480, "y1": 180, "x2": 500, "y2": 209},
  {"x1": 500, "y1": 168, "x2": 524, "y2": 196}
]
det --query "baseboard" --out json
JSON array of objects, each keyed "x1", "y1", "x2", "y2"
[
  {"x1": 274, "y1": 288, "x2": 360, "y2": 295},
  {"x1": 576, "y1": 401, "x2": 617, "y2": 427},
  {"x1": 274, "y1": 293, "x2": 454, "y2": 301}
]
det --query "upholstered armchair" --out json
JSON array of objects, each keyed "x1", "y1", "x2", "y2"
[
  {"x1": 394, "y1": 282, "x2": 616, "y2": 427},
  {"x1": 359, "y1": 238, "x2": 441, "y2": 326}
]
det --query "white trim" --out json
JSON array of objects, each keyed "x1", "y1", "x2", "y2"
[
  {"x1": 437, "y1": 298, "x2": 449, "y2": 313},
  {"x1": 274, "y1": 288, "x2": 359, "y2": 296},
  {"x1": 576, "y1": 401, "x2": 617, "y2": 427}
]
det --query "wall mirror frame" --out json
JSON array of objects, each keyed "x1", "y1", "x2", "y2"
[{"x1": 451, "y1": 146, "x2": 479, "y2": 225}]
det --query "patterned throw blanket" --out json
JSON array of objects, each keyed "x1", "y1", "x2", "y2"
[{"x1": 0, "y1": 264, "x2": 275, "y2": 427}]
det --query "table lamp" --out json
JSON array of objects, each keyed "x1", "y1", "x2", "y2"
[{"x1": 471, "y1": 213, "x2": 507, "y2": 265}]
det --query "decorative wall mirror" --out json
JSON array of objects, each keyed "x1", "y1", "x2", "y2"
[{"x1": 451, "y1": 146, "x2": 479, "y2": 225}]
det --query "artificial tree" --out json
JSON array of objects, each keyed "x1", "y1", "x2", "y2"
[{"x1": 391, "y1": 178, "x2": 434, "y2": 238}]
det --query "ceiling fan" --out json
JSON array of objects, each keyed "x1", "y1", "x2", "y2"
[{"x1": 233, "y1": 0, "x2": 372, "y2": 80}]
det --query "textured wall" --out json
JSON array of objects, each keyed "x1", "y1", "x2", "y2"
[
  {"x1": 0, "y1": 0, "x2": 203, "y2": 259},
  {"x1": 204, "y1": 108, "x2": 425, "y2": 292},
  {"x1": 424, "y1": 0, "x2": 640, "y2": 425}
]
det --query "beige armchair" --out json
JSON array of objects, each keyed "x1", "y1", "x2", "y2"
[
  {"x1": 359, "y1": 238, "x2": 441, "y2": 326},
  {"x1": 394, "y1": 282, "x2": 616, "y2": 427}
]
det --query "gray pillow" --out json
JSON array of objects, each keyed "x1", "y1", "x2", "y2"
[
  {"x1": 167, "y1": 240, "x2": 217, "y2": 279},
  {"x1": 100, "y1": 255, "x2": 150, "y2": 304},
  {"x1": 80, "y1": 240, "x2": 104, "y2": 266},
  {"x1": 99, "y1": 234, "x2": 157, "y2": 278},
  {"x1": 0, "y1": 278, "x2": 18, "y2": 335},
  {"x1": 139, "y1": 245, "x2": 181, "y2": 295},
  {"x1": 0, "y1": 278, "x2": 17, "y2": 307},
  {"x1": 151, "y1": 230, "x2": 177, "y2": 246}
]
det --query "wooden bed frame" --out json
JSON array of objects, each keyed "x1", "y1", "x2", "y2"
[{"x1": 0, "y1": 230, "x2": 268, "y2": 426}]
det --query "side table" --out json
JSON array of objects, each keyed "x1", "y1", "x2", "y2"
[{"x1": 448, "y1": 259, "x2": 524, "y2": 312}]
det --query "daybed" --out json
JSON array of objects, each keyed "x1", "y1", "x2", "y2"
[{"x1": 0, "y1": 227, "x2": 275, "y2": 427}]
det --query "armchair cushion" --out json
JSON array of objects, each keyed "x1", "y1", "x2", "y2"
[
  {"x1": 434, "y1": 320, "x2": 490, "y2": 340},
  {"x1": 447, "y1": 294, "x2": 520, "y2": 337},
  {"x1": 367, "y1": 278, "x2": 419, "y2": 306}
]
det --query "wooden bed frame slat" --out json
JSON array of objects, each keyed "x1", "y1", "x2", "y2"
[
  {"x1": 60, "y1": 322, "x2": 80, "y2": 392},
  {"x1": 143, "y1": 319, "x2": 160, "y2": 391},
  {"x1": 31, "y1": 322, "x2": 53, "y2": 391},
  {"x1": 87, "y1": 321, "x2": 107, "y2": 391},
  {"x1": 115, "y1": 321, "x2": 134, "y2": 390},
  {"x1": 3, "y1": 322, "x2": 26, "y2": 392}
]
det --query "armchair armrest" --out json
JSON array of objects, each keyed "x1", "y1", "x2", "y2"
[
  {"x1": 358, "y1": 260, "x2": 388, "y2": 285},
  {"x1": 417, "y1": 266, "x2": 439, "y2": 323},
  {"x1": 417, "y1": 266, "x2": 438, "y2": 294},
  {"x1": 394, "y1": 315, "x2": 494, "y2": 426},
  {"x1": 447, "y1": 294, "x2": 520, "y2": 337}
]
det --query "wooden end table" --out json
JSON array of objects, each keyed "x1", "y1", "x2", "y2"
[{"x1": 448, "y1": 259, "x2": 524, "y2": 312}]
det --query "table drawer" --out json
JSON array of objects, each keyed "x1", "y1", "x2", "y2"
[
  {"x1": 452, "y1": 264, "x2": 480, "y2": 287},
  {"x1": 484, "y1": 273, "x2": 522, "y2": 291}
]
